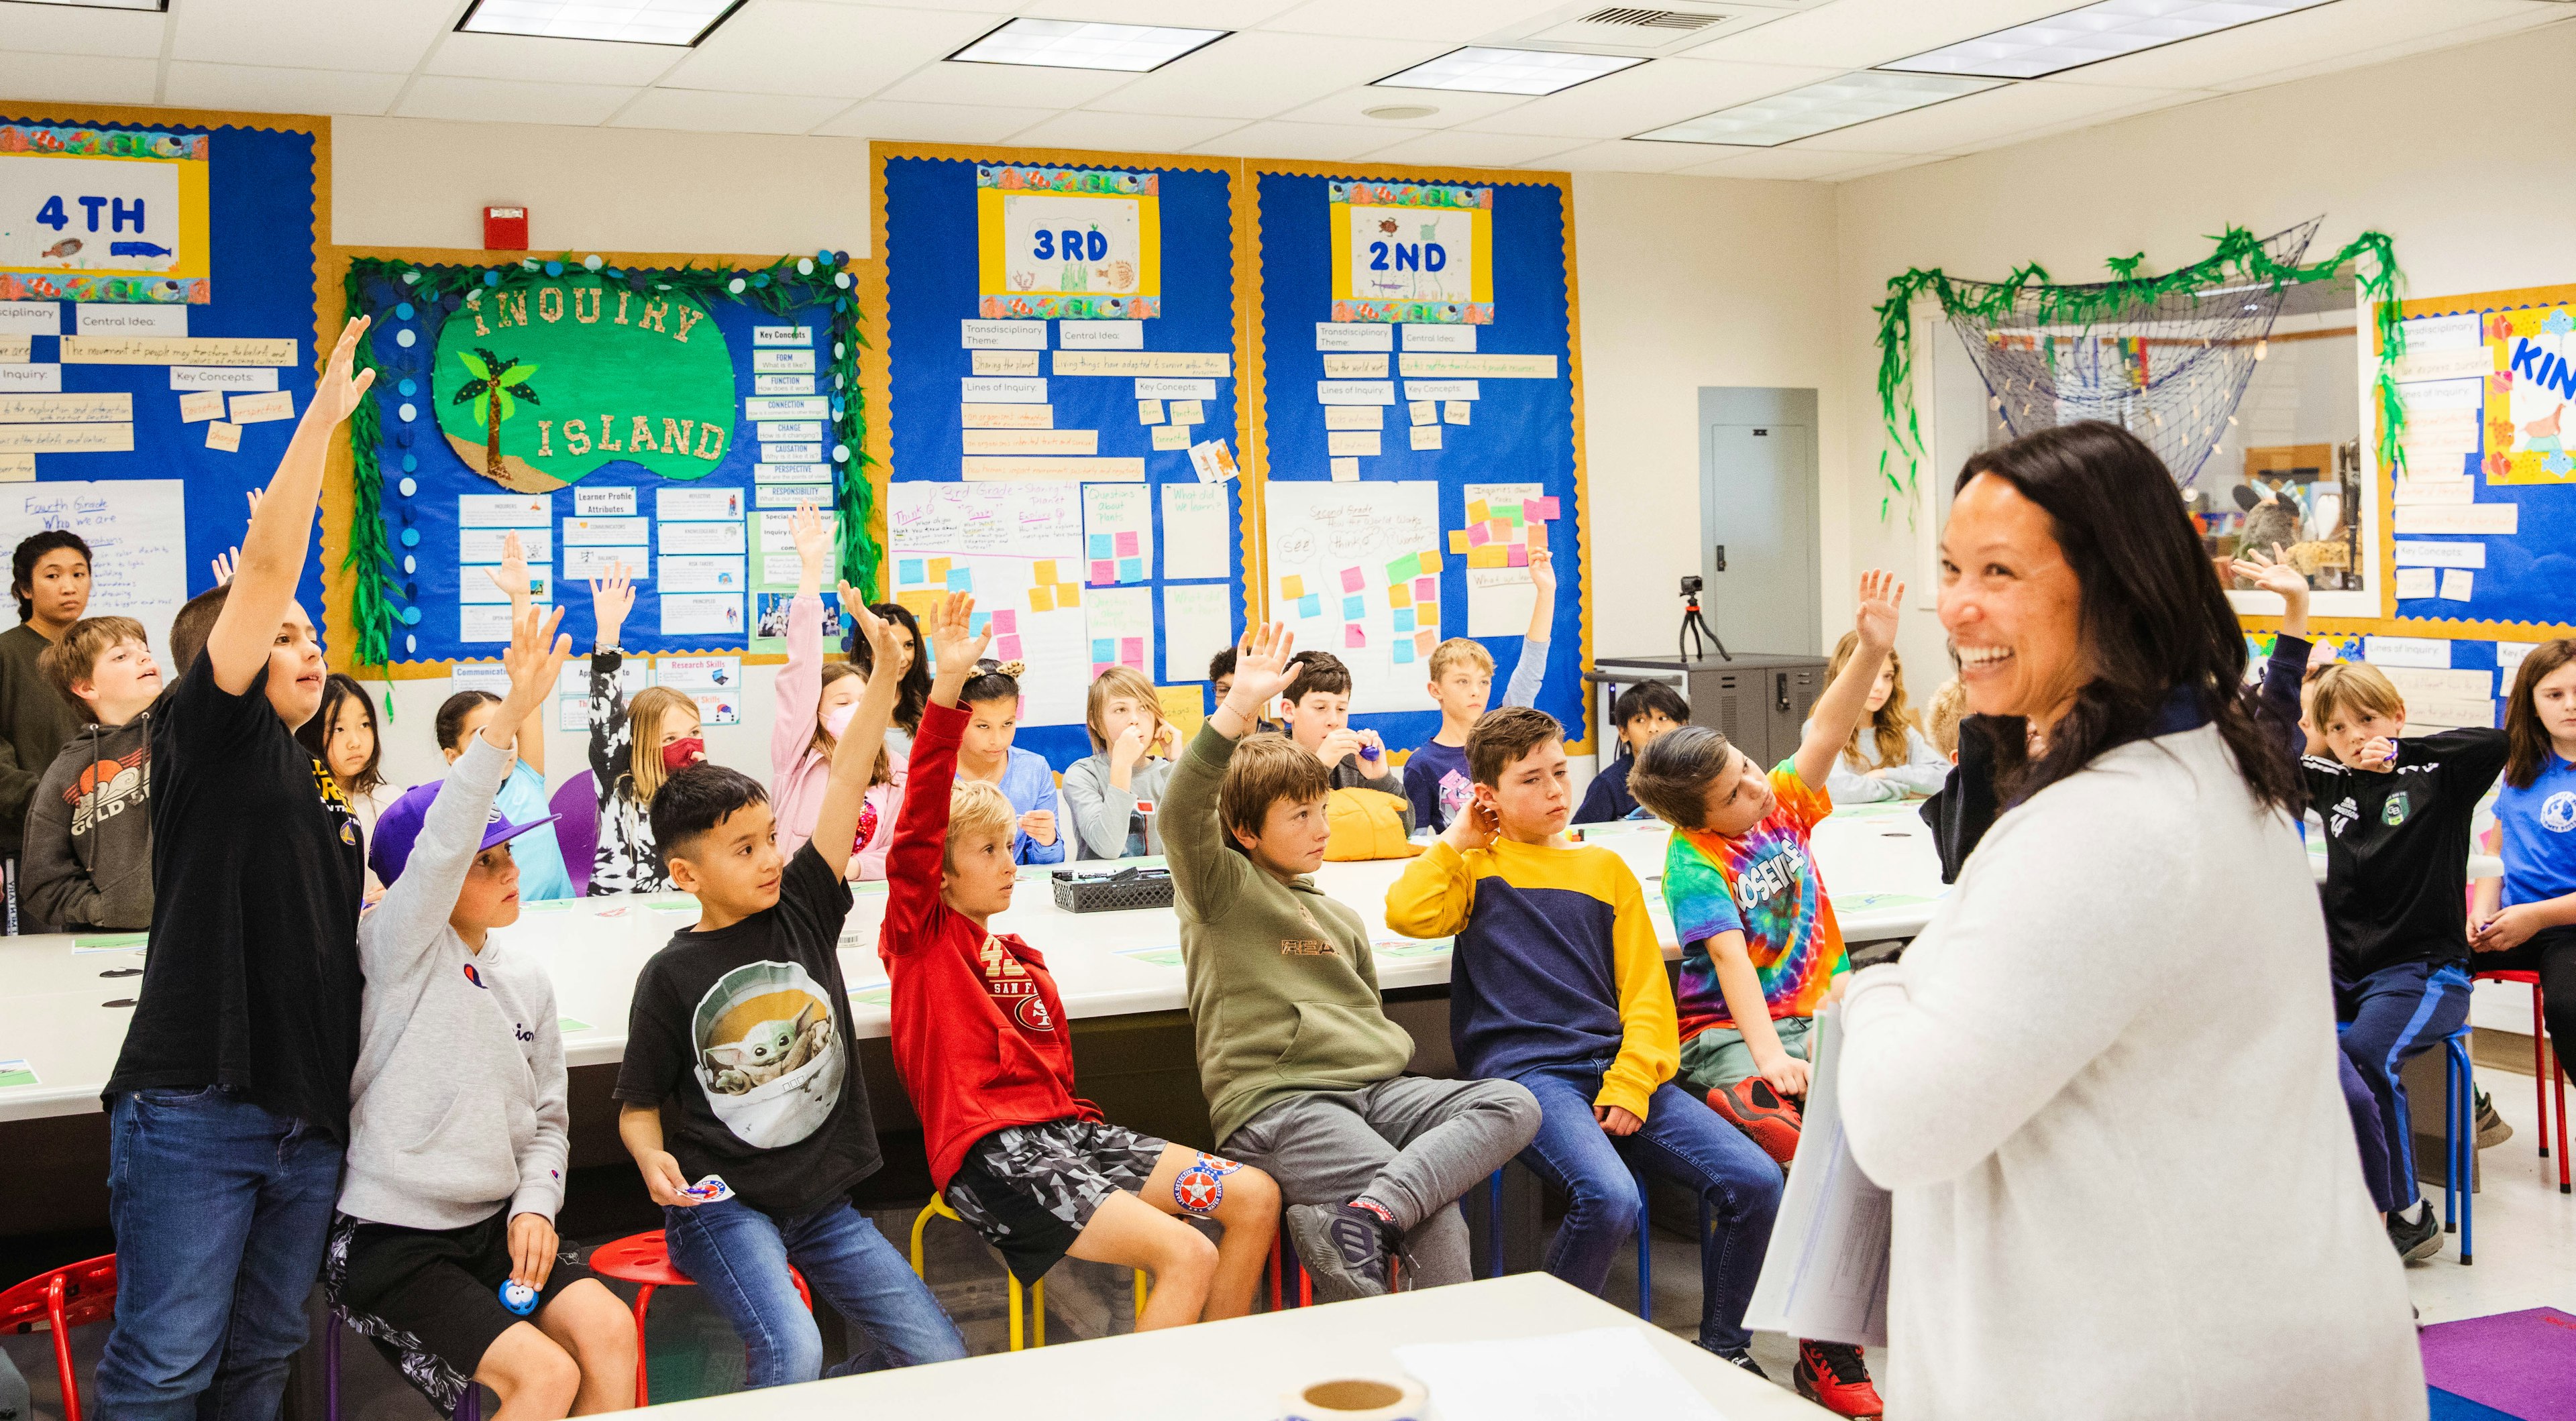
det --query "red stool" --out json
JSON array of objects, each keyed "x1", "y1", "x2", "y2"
[
  {"x1": 2475, "y1": 968, "x2": 2571, "y2": 1193},
  {"x1": 586, "y1": 1230, "x2": 810, "y2": 1406},
  {"x1": 0, "y1": 1255, "x2": 116, "y2": 1421}
]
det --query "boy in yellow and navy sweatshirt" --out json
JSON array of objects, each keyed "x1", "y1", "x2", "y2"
[{"x1": 1387, "y1": 706, "x2": 1876, "y2": 1411}]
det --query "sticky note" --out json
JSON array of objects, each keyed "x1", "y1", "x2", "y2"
[
  {"x1": 1118, "y1": 556, "x2": 1145, "y2": 582},
  {"x1": 1171, "y1": 399, "x2": 1204, "y2": 425},
  {"x1": 1331, "y1": 457, "x2": 1359, "y2": 481},
  {"x1": 1444, "y1": 400, "x2": 1470, "y2": 425},
  {"x1": 1468, "y1": 547, "x2": 1507, "y2": 569},
  {"x1": 1122, "y1": 636, "x2": 1144, "y2": 666},
  {"x1": 1449, "y1": 530, "x2": 1469, "y2": 553},
  {"x1": 1152, "y1": 424, "x2": 1190, "y2": 450},
  {"x1": 205, "y1": 420, "x2": 239, "y2": 452},
  {"x1": 1468, "y1": 524, "x2": 1490, "y2": 547},
  {"x1": 1527, "y1": 522, "x2": 1548, "y2": 551},
  {"x1": 1028, "y1": 585, "x2": 1055, "y2": 612},
  {"x1": 1089, "y1": 533, "x2": 1114, "y2": 559},
  {"x1": 1528, "y1": 496, "x2": 1559, "y2": 519},
  {"x1": 178, "y1": 389, "x2": 224, "y2": 422},
  {"x1": 1389, "y1": 585, "x2": 1412, "y2": 608},
  {"x1": 1387, "y1": 552, "x2": 1421, "y2": 581},
  {"x1": 1055, "y1": 583, "x2": 1080, "y2": 608},
  {"x1": 928, "y1": 557, "x2": 953, "y2": 580},
  {"x1": 1138, "y1": 399, "x2": 1165, "y2": 425},
  {"x1": 1299, "y1": 593, "x2": 1322, "y2": 618},
  {"x1": 970, "y1": 612, "x2": 991, "y2": 634},
  {"x1": 1415, "y1": 576, "x2": 1436, "y2": 600},
  {"x1": 898, "y1": 558, "x2": 924, "y2": 584},
  {"x1": 1417, "y1": 600, "x2": 1438, "y2": 626},
  {"x1": 1394, "y1": 608, "x2": 1415, "y2": 632},
  {"x1": 1345, "y1": 624, "x2": 1366, "y2": 648},
  {"x1": 1340, "y1": 567, "x2": 1365, "y2": 593},
  {"x1": 1489, "y1": 518, "x2": 1511, "y2": 539},
  {"x1": 1093, "y1": 638, "x2": 1116, "y2": 662},
  {"x1": 1090, "y1": 559, "x2": 1116, "y2": 585},
  {"x1": 1502, "y1": 504, "x2": 1523, "y2": 526},
  {"x1": 1410, "y1": 400, "x2": 1435, "y2": 427},
  {"x1": 946, "y1": 567, "x2": 973, "y2": 591},
  {"x1": 1032, "y1": 560, "x2": 1057, "y2": 585},
  {"x1": 1342, "y1": 594, "x2": 1365, "y2": 618},
  {"x1": 1394, "y1": 642, "x2": 1415, "y2": 665},
  {"x1": 1114, "y1": 530, "x2": 1140, "y2": 557},
  {"x1": 1467, "y1": 499, "x2": 1489, "y2": 522},
  {"x1": 1418, "y1": 549, "x2": 1441, "y2": 573},
  {"x1": 1410, "y1": 425, "x2": 1440, "y2": 451},
  {"x1": 991, "y1": 610, "x2": 1018, "y2": 634},
  {"x1": 1507, "y1": 545, "x2": 1528, "y2": 568},
  {"x1": 996, "y1": 634, "x2": 1024, "y2": 660},
  {"x1": 1415, "y1": 630, "x2": 1438, "y2": 655},
  {"x1": 2440, "y1": 568, "x2": 2475, "y2": 602},
  {"x1": 1282, "y1": 574, "x2": 1307, "y2": 600}
]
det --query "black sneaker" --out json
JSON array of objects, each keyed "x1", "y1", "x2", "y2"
[
  {"x1": 2475, "y1": 1088, "x2": 2512, "y2": 1149},
  {"x1": 1707, "y1": 1347, "x2": 1770, "y2": 1381},
  {"x1": 2389, "y1": 1201, "x2": 2442, "y2": 1263},
  {"x1": 1285, "y1": 1202, "x2": 1395, "y2": 1302}
]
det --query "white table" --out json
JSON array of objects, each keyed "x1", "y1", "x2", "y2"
[{"x1": 641, "y1": 1272, "x2": 1832, "y2": 1420}]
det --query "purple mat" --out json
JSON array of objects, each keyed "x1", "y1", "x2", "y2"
[{"x1": 2421, "y1": 1308, "x2": 2576, "y2": 1420}]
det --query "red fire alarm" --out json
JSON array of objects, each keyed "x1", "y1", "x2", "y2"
[{"x1": 484, "y1": 206, "x2": 528, "y2": 251}]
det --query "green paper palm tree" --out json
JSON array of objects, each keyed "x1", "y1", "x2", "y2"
[{"x1": 451, "y1": 347, "x2": 541, "y2": 479}]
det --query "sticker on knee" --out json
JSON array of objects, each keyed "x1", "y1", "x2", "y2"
[{"x1": 1173, "y1": 1152, "x2": 1242, "y2": 1216}]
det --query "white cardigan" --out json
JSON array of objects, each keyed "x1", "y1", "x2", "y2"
[
  {"x1": 1837, "y1": 724, "x2": 2423, "y2": 1421},
  {"x1": 1813, "y1": 721, "x2": 1950, "y2": 802}
]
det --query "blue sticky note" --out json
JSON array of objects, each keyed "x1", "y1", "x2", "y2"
[
  {"x1": 1393, "y1": 642, "x2": 1415, "y2": 665},
  {"x1": 1299, "y1": 593, "x2": 1322, "y2": 618},
  {"x1": 1118, "y1": 556, "x2": 1144, "y2": 582},
  {"x1": 1341, "y1": 594, "x2": 1364, "y2": 619},
  {"x1": 1393, "y1": 608, "x2": 1415, "y2": 632},
  {"x1": 971, "y1": 612, "x2": 991, "y2": 634},
  {"x1": 946, "y1": 567, "x2": 973, "y2": 591},
  {"x1": 1089, "y1": 533, "x2": 1114, "y2": 559},
  {"x1": 1092, "y1": 637, "x2": 1115, "y2": 661},
  {"x1": 898, "y1": 558, "x2": 924, "y2": 584}
]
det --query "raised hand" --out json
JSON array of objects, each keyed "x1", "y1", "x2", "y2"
[
  {"x1": 1854, "y1": 568, "x2": 1904, "y2": 652},
  {"x1": 929, "y1": 593, "x2": 991, "y2": 683},
  {"x1": 210, "y1": 548, "x2": 237, "y2": 586},
  {"x1": 1527, "y1": 547, "x2": 1556, "y2": 595},
  {"x1": 485, "y1": 531, "x2": 533, "y2": 607},
  {"x1": 849, "y1": 599, "x2": 904, "y2": 677},
  {"x1": 493, "y1": 600, "x2": 572, "y2": 739},
  {"x1": 307, "y1": 315, "x2": 376, "y2": 428},
  {"x1": 588, "y1": 561, "x2": 635, "y2": 650},
  {"x1": 2229, "y1": 543, "x2": 2307, "y2": 600},
  {"x1": 1220, "y1": 624, "x2": 1297, "y2": 716},
  {"x1": 792, "y1": 499, "x2": 830, "y2": 569}
]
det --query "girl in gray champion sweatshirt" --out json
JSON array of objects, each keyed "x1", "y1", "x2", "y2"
[{"x1": 338, "y1": 734, "x2": 568, "y2": 1231}]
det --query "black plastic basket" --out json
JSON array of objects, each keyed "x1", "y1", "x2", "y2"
[{"x1": 1051, "y1": 866, "x2": 1175, "y2": 913}]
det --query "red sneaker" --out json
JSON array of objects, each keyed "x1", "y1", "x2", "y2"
[
  {"x1": 1794, "y1": 1340, "x2": 1884, "y2": 1419},
  {"x1": 1706, "y1": 1077, "x2": 1803, "y2": 1165}
]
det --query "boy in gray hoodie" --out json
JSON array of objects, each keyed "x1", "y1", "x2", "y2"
[
  {"x1": 23, "y1": 616, "x2": 161, "y2": 933},
  {"x1": 325, "y1": 605, "x2": 636, "y2": 1420}
]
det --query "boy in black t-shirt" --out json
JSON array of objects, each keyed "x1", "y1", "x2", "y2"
[
  {"x1": 97, "y1": 319, "x2": 380, "y2": 1420},
  {"x1": 613, "y1": 606, "x2": 965, "y2": 1387},
  {"x1": 2301, "y1": 660, "x2": 2508, "y2": 1261}
]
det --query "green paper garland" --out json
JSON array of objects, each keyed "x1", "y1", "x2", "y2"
[
  {"x1": 1870, "y1": 225, "x2": 2405, "y2": 520},
  {"x1": 339, "y1": 253, "x2": 874, "y2": 667}
]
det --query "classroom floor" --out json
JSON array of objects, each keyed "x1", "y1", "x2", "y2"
[{"x1": 6, "y1": 1061, "x2": 2571, "y2": 1418}]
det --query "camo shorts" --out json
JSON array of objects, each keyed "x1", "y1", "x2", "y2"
[{"x1": 943, "y1": 1117, "x2": 1169, "y2": 1284}]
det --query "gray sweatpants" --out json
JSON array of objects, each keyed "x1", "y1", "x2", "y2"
[{"x1": 1222, "y1": 1076, "x2": 1540, "y2": 1288}]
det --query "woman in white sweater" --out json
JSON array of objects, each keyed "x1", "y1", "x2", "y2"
[
  {"x1": 1807, "y1": 632, "x2": 1949, "y2": 801},
  {"x1": 1835, "y1": 421, "x2": 2422, "y2": 1420}
]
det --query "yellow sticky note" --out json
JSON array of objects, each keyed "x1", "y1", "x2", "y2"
[
  {"x1": 1466, "y1": 499, "x2": 1489, "y2": 522},
  {"x1": 1418, "y1": 550, "x2": 1443, "y2": 573},
  {"x1": 927, "y1": 556, "x2": 952, "y2": 581},
  {"x1": 1055, "y1": 582, "x2": 1080, "y2": 608},
  {"x1": 1448, "y1": 530, "x2": 1469, "y2": 554},
  {"x1": 1157, "y1": 684, "x2": 1206, "y2": 748},
  {"x1": 1028, "y1": 584, "x2": 1055, "y2": 613},
  {"x1": 1467, "y1": 546, "x2": 1507, "y2": 569},
  {"x1": 1032, "y1": 559, "x2": 1057, "y2": 586},
  {"x1": 1388, "y1": 584, "x2": 1413, "y2": 608},
  {"x1": 1416, "y1": 601, "x2": 1438, "y2": 626},
  {"x1": 1282, "y1": 574, "x2": 1306, "y2": 600}
]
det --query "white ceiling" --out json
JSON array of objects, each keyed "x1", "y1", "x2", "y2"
[{"x1": 1, "y1": 0, "x2": 2567, "y2": 181}]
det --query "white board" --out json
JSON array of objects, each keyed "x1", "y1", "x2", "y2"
[
  {"x1": 1262, "y1": 480, "x2": 1442, "y2": 714},
  {"x1": 0, "y1": 479, "x2": 186, "y2": 667}
]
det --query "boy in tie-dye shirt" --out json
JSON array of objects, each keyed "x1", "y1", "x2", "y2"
[{"x1": 1629, "y1": 570, "x2": 1906, "y2": 1166}]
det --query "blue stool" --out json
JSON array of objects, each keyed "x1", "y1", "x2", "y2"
[
  {"x1": 1483, "y1": 1162, "x2": 1654, "y2": 1316},
  {"x1": 2441, "y1": 1024, "x2": 2476, "y2": 1266}
]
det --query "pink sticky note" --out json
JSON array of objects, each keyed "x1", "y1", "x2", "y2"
[
  {"x1": 1090, "y1": 559, "x2": 1116, "y2": 585},
  {"x1": 1339, "y1": 566, "x2": 1364, "y2": 593},
  {"x1": 1528, "y1": 496, "x2": 1559, "y2": 519},
  {"x1": 1120, "y1": 636, "x2": 1144, "y2": 667},
  {"x1": 1114, "y1": 530, "x2": 1140, "y2": 557},
  {"x1": 1468, "y1": 524, "x2": 1490, "y2": 547},
  {"x1": 1344, "y1": 624, "x2": 1366, "y2": 648},
  {"x1": 991, "y1": 609, "x2": 1018, "y2": 634},
  {"x1": 996, "y1": 634, "x2": 1024, "y2": 660},
  {"x1": 1413, "y1": 575, "x2": 1435, "y2": 600},
  {"x1": 1507, "y1": 544, "x2": 1528, "y2": 568}
]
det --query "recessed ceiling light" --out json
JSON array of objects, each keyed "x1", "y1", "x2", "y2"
[
  {"x1": 456, "y1": 0, "x2": 742, "y2": 46},
  {"x1": 1375, "y1": 46, "x2": 1645, "y2": 97},
  {"x1": 1879, "y1": 0, "x2": 2337, "y2": 80},
  {"x1": 947, "y1": 17, "x2": 1228, "y2": 72},
  {"x1": 7, "y1": 0, "x2": 164, "y2": 10},
  {"x1": 1362, "y1": 104, "x2": 1442, "y2": 121},
  {"x1": 1633, "y1": 70, "x2": 2001, "y2": 146}
]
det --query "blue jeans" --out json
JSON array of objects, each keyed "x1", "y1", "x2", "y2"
[
  {"x1": 97, "y1": 1086, "x2": 344, "y2": 1421},
  {"x1": 1513, "y1": 1062, "x2": 1781, "y2": 1353},
  {"x1": 663, "y1": 1196, "x2": 966, "y2": 1388},
  {"x1": 2335, "y1": 960, "x2": 2472, "y2": 1211}
]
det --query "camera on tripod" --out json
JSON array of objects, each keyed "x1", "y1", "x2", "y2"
[
  {"x1": 1676, "y1": 573, "x2": 1727, "y2": 662},
  {"x1": 1678, "y1": 574, "x2": 1703, "y2": 598}
]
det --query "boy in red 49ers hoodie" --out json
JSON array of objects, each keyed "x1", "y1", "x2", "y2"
[{"x1": 883, "y1": 593, "x2": 1279, "y2": 1328}]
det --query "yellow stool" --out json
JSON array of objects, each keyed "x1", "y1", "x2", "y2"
[{"x1": 909, "y1": 1196, "x2": 1148, "y2": 1349}]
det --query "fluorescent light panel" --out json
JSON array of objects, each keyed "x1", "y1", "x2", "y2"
[
  {"x1": 9, "y1": 0, "x2": 164, "y2": 9},
  {"x1": 1880, "y1": 0, "x2": 2337, "y2": 80},
  {"x1": 1374, "y1": 46, "x2": 1644, "y2": 97},
  {"x1": 457, "y1": 0, "x2": 741, "y2": 46},
  {"x1": 1635, "y1": 70, "x2": 2000, "y2": 147},
  {"x1": 948, "y1": 17, "x2": 1228, "y2": 72}
]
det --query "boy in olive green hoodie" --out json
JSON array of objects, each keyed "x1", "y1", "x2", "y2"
[{"x1": 1161, "y1": 624, "x2": 1538, "y2": 1303}]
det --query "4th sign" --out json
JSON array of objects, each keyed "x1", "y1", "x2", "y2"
[{"x1": 0, "y1": 129, "x2": 210, "y2": 302}]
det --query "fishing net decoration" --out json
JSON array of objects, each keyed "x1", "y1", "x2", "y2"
[{"x1": 1870, "y1": 220, "x2": 2405, "y2": 518}]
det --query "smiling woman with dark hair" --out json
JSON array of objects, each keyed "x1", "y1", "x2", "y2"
[{"x1": 1833, "y1": 421, "x2": 2420, "y2": 1419}]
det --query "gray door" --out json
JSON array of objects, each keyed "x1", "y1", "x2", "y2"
[{"x1": 1699, "y1": 399, "x2": 1820, "y2": 657}]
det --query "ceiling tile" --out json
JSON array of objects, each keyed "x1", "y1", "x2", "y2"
[
  {"x1": 1007, "y1": 109, "x2": 1243, "y2": 150},
  {"x1": 0, "y1": 4, "x2": 167, "y2": 58},
  {"x1": 393, "y1": 75, "x2": 644, "y2": 127},
  {"x1": 874, "y1": 54, "x2": 1141, "y2": 107},
  {"x1": 0, "y1": 52, "x2": 158, "y2": 107},
  {"x1": 423, "y1": 31, "x2": 684, "y2": 87},
  {"x1": 1361, "y1": 129, "x2": 1586, "y2": 167},
  {"x1": 1542, "y1": 138, "x2": 1723, "y2": 174},
  {"x1": 1676, "y1": 145, "x2": 1916, "y2": 179},
  {"x1": 1257, "y1": 0, "x2": 1574, "y2": 44},
  {"x1": 1794, "y1": 78, "x2": 2191, "y2": 152},
  {"x1": 1460, "y1": 57, "x2": 1848, "y2": 139},
  {"x1": 2210, "y1": 4, "x2": 2569, "y2": 91},
  {"x1": 1937, "y1": 89, "x2": 2210, "y2": 155},
  {"x1": 608, "y1": 88, "x2": 853, "y2": 135},
  {"x1": 1010, "y1": 0, "x2": 1301, "y2": 23},
  {"x1": 812, "y1": 99, "x2": 1060, "y2": 141},
  {"x1": 1088, "y1": 31, "x2": 1444, "y2": 119},
  {"x1": 2065, "y1": 0, "x2": 2557, "y2": 89},
  {"x1": 1685, "y1": 0, "x2": 2078, "y2": 70},
  {"x1": 171, "y1": 0, "x2": 453, "y2": 71},
  {"x1": 1833, "y1": 152, "x2": 1949, "y2": 181},
  {"x1": 163, "y1": 62, "x2": 409, "y2": 115},
  {"x1": 1271, "y1": 82, "x2": 1533, "y2": 129},
  {"x1": 1187, "y1": 119, "x2": 1391, "y2": 160},
  {"x1": 660, "y1": 3, "x2": 1005, "y2": 100}
]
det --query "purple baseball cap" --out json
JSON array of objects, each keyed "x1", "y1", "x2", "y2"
[{"x1": 368, "y1": 779, "x2": 561, "y2": 886}]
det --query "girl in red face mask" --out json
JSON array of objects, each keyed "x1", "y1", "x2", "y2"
[{"x1": 582, "y1": 563, "x2": 704, "y2": 895}]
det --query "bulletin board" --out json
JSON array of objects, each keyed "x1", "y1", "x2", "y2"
[
  {"x1": 871, "y1": 144, "x2": 1248, "y2": 767},
  {"x1": 0, "y1": 105, "x2": 328, "y2": 670},
  {"x1": 1246, "y1": 162, "x2": 1591, "y2": 752},
  {"x1": 328, "y1": 248, "x2": 865, "y2": 670}
]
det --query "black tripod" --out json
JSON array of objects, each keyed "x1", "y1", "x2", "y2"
[{"x1": 1678, "y1": 575, "x2": 1731, "y2": 663}]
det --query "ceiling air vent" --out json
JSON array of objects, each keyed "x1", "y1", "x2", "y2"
[
  {"x1": 1502, "y1": 1, "x2": 1796, "y2": 55},
  {"x1": 1576, "y1": 7, "x2": 1725, "y2": 30}
]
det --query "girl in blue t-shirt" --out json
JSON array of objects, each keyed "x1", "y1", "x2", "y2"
[{"x1": 2472, "y1": 638, "x2": 2576, "y2": 1086}]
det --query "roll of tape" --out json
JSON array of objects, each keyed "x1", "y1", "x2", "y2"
[{"x1": 1277, "y1": 1376, "x2": 1428, "y2": 1421}]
